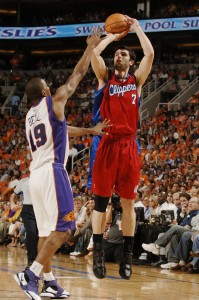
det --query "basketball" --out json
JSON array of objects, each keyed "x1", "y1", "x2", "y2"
[{"x1": 105, "y1": 13, "x2": 129, "y2": 34}]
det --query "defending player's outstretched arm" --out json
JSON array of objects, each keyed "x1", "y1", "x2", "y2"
[
  {"x1": 53, "y1": 28, "x2": 102, "y2": 106},
  {"x1": 68, "y1": 118, "x2": 111, "y2": 137}
]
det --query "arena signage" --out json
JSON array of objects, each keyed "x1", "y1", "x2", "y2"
[{"x1": 0, "y1": 17, "x2": 198, "y2": 39}]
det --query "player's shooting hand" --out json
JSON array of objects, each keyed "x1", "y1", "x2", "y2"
[
  {"x1": 106, "y1": 29, "x2": 129, "y2": 41},
  {"x1": 86, "y1": 28, "x2": 102, "y2": 48},
  {"x1": 124, "y1": 16, "x2": 140, "y2": 32},
  {"x1": 115, "y1": 28, "x2": 130, "y2": 41},
  {"x1": 92, "y1": 118, "x2": 112, "y2": 135}
]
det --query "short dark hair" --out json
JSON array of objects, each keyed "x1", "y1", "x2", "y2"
[
  {"x1": 114, "y1": 45, "x2": 136, "y2": 61},
  {"x1": 179, "y1": 192, "x2": 191, "y2": 200},
  {"x1": 25, "y1": 77, "x2": 44, "y2": 101}
]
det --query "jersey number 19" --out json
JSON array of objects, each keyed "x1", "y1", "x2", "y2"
[{"x1": 29, "y1": 123, "x2": 47, "y2": 152}]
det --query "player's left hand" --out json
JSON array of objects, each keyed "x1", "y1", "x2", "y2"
[{"x1": 92, "y1": 118, "x2": 112, "y2": 135}]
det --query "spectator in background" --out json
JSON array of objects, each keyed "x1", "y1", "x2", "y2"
[
  {"x1": 142, "y1": 197, "x2": 199, "y2": 269},
  {"x1": 134, "y1": 191, "x2": 144, "y2": 208},
  {"x1": 142, "y1": 196, "x2": 151, "y2": 220},
  {"x1": 102, "y1": 197, "x2": 123, "y2": 263},
  {"x1": 159, "y1": 192, "x2": 177, "y2": 218},
  {"x1": 191, "y1": 234, "x2": 199, "y2": 258},
  {"x1": 171, "y1": 225, "x2": 199, "y2": 273},
  {"x1": 173, "y1": 192, "x2": 181, "y2": 210},
  {"x1": 0, "y1": 202, "x2": 11, "y2": 243},
  {"x1": 67, "y1": 139, "x2": 78, "y2": 172},
  {"x1": 148, "y1": 194, "x2": 160, "y2": 219},
  {"x1": 74, "y1": 137, "x2": 86, "y2": 160},
  {"x1": 11, "y1": 171, "x2": 38, "y2": 266},
  {"x1": 74, "y1": 196, "x2": 87, "y2": 230},
  {"x1": 176, "y1": 193, "x2": 191, "y2": 225},
  {"x1": 68, "y1": 198, "x2": 94, "y2": 257}
]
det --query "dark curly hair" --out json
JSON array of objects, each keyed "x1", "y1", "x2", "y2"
[{"x1": 113, "y1": 45, "x2": 136, "y2": 61}]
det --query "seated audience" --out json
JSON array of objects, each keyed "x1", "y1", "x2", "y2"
[{"x1": 142, "y1": 197, "x2": 199, "y2": 269}]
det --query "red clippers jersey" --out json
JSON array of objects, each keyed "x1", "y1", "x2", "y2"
[{"x1": 100, "y1": 72, "x2": 139, "y2": 137}]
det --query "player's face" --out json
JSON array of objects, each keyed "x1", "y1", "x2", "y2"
[
  {"x1": 41, "y1": 79, "x2": 51, "y2": 96},
  {"x1": 114, "y1": 49, "x2": 132, "y2": 71}
]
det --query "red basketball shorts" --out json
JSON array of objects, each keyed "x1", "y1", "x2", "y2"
[{"x1": 91, "y1": 136, "x2": 140, "y2": 199}]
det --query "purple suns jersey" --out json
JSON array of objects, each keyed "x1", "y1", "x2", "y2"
[{"x1": 26, "y1": 96, "x2": 69, "y2": 172}]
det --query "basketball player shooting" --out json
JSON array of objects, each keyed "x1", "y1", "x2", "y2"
[{"x1": 90, "y1": 16, "x2": 154, "y2": 280}]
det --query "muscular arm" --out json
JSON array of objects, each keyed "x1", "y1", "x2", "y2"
[
  {"x1": 126, "y1": 17, "x2": 154, "y2": 90},
  {"x1": 52, "y1": 30, "x2": 101, "y2": 120},
  {"x1": 68, "y1": 126, "x2": 94, "y2": 137},
  {"x1": 68, "y1": 118, "x2": 110, "y2": 137},
  {"x1": 91, "y1": 31, "x2": 128, "y2": 89},
  {"x1": 91, "y1": 35, "x2": 115, "y2": 88}
]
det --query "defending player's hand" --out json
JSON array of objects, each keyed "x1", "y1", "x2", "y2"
[
  {"x1": 92, "y1": 118, "x2": 112, "y2": 135},
  {"x1": 86, "y1": 28, "x2": 102, "y2": 48}
]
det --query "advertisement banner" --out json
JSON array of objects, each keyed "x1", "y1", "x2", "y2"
[{"x1": 0, "y1": 17, "x2": 198, "y2": 39}]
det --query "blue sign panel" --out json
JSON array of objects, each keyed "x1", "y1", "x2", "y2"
[{"x1": 0, "y1": 17, "x2": 198, "y2": 39}]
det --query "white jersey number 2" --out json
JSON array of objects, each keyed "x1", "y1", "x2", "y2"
[{"x1": 132, "y1": 94, "x2": 136, "y2": 104}]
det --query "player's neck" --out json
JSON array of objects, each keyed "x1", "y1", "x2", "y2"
[
  {"x1": 114, "y1": 71, "x2": 129, "y2": 81},
  {"x1": 32, "y1": 100, "x2": 38, "y2": 105}
]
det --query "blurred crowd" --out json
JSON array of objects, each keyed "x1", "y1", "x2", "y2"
[{"x1": 0, "y1": 0, "x2": 198, "y2": 26}]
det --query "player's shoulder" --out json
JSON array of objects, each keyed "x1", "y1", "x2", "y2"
[{"x1": 129, "y1": 73, "x2": 137, "y2": 81}]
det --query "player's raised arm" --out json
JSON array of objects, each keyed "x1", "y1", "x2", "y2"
[
  {"x1": 91, "y1": 31, "x2": 128, "y2": 88},
  {"x1": 53, "y1": 28, "x2": 101, "y2": 105},
  {"x1": 125, "y1": 16, "x2": 154, "y2": 88}
]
